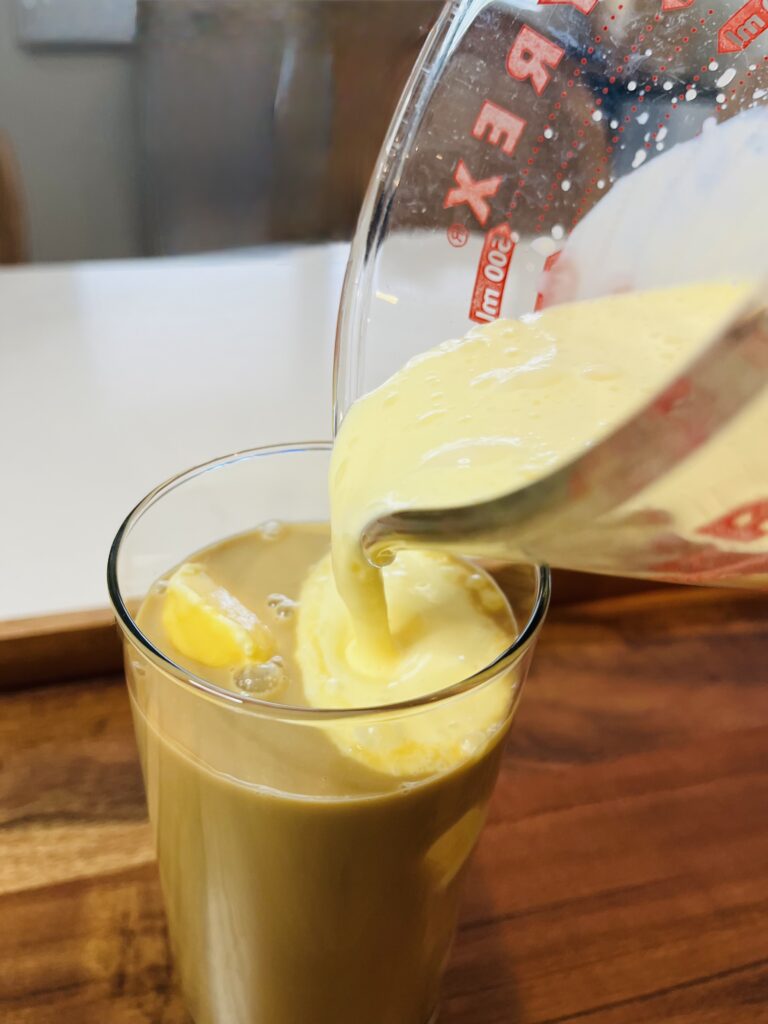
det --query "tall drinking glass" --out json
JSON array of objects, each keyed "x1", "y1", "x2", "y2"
[{"x1": 108, "y1": 441, "x2": 550, "y2": 1024}]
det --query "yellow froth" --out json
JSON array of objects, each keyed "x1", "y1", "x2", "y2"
[
  {"x1": 326, "y1": 282, "x2": 749, "y2": 642},
  {"x1": 297, "y1": 550, "x2": 514, "y2": 776},
  {"x1": 159, "y1": 282, "x2": 752, "y2": 777},
  {"x1": 296, "y1": 282, "x2": 752, "y2": 774}
]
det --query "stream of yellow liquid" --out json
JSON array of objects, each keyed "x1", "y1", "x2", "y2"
[
  {"x1": 158, "y1": 281, "x2": 753, "y2": 774},
  {"x1": 296, "y1": 282, "x2": 751, "y2": 731}
]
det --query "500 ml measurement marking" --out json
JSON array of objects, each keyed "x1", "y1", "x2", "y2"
[
  {"x1": 442, "y1": 0, "x2": 744, "y2": 322},
  {"x1": 440, "y1": 0, "x2": 591, "y2": 322},
  {"x1": 471, "y1": 224, "x2": 516, "y2": 323}
]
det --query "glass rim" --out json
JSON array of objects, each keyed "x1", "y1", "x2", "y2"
[{"x1": 107, "y1": 441, "x2": 551, "y2": 721}]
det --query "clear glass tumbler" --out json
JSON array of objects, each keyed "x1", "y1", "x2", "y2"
[{"x1": 108, "y1": 441, "x2": 550, "y2": 1024}]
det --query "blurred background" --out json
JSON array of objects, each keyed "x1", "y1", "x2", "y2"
[
  {"x1": 0, "y1": 0, "x2": 760, "y2": 624},
  {"x1": 0, "y1": 0, "x2": 442, "y2": 622},
  {"x1": 0, "y1": 0, "x2": 440, "y2": 264}
]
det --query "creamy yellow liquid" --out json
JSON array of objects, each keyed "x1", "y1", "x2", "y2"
[{"x1": 300, "y1": 281, "x2": 753, "y2": 707}]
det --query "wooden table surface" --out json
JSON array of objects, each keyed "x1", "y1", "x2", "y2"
[{"x1": 2, "y1": 585, "x2": 768, "y2": 1023}]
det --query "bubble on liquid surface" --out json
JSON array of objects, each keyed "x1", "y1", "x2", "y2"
[
  {"x1": 131, "y1": 660, "x2": 146, "y2": 678},
  {"x1": 152, "y1": 579, "x2": 169, "y2": 595},
  {"x1": 234, "y1": 656, "x2": 286, "y2": 696},
  {"x1": 258, "y1": 520, "x2": 284, "y2": 541},
  {"x1": 267, "y1": 593, "x2": 297, "y2": 620}
]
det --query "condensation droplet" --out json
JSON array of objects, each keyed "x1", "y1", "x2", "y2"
[
  {"x1": 663, "y1": 80, "x2": 673, "y2": 91},
  {"x1": 656, "y1": 125, "x2": 668, "y2": 142},
  {"x1": 532, "y1": 235, "x2": 558, "y2": 255},
  {"x1": 266, "y1": 593, "x2": 297, "y2": 620},
  {"x1": 234, "y1": 657, "x2": 286, "y2": 696},
  {"x1": 592, "y1": 109, "x2": 603, "y2": 121},
  {"x1": 709, "y1": 60, "x2": 719, "y2": 71},
  {"x1": 561, "y1": 180, "x2": 571, "y2": 192},
  {"x1": 627, "y1": 80, "x2": 637, "y2": 92},
  {"x1": 551, "y1": 224, "x2": 564, "y2": 240},
  {"x1": 716, "y1": 67, "x2": 736, "y2": 88},
  {"x1": 597, "y1": 179, "x2": 606, "y2": 189},
  {"x1": 632, "y1": 149, "x2": 647, "y2": 169},
  {"x1": 685, "y1": 87, "x2": 697, "y2": 101},
  {"x1": 716, "y1": 92, "x2": 726, "y2": 104},
  {"x1": 543, "y1": 126, "x2": 554, "y2": 139},
  {"x1": 258, "y1": 520, "x2": 284, "y2": 541},
  {"x1": 610, "y1": 118, "x2": 619, "y2": 129}
]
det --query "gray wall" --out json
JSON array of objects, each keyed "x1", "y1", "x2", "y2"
[{"x1": 0, "y1": 1, "x2": 139, "y2": 261}]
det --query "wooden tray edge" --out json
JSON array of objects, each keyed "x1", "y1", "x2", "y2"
[
  {"x1": 0, "y1": 608, "x2": 122, "y2": 691},
  {"x1": 0, "y1": 573, "x2": 668, "y2": 690}
]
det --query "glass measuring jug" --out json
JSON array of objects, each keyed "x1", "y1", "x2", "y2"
[{"x1": 333, "y1": 0, "x2": 768, "y2": 586}]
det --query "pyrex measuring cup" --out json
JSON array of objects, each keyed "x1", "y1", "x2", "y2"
[{"x1": 333, "y1": 0, "x2": 768, "y2": 586}]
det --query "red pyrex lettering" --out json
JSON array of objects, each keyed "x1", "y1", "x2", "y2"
[
  {"x1": 698, "y1": 500, "x2": 768, "y2": 542},
  {"x1": 442, "y1": 2, "x2": 593, "y2": 317},
  {"x1": 472, "y1": 100, "x2": 526, "y2": 157},
  {"x1": 662, "y1": 0, "x2": 696, "y2": 10},
  {"x1": 718, "y1": 0, "x2": 768, "y2": 51},
  {"x1": 506, "y1": 25, "x2": 566, "y2": 96},
  {"x1": 470, "y1": 224, "x2": 516, "y2": 323},
  {"x1": 444, "y1": 160, "x2": 503, "y2": 226}
]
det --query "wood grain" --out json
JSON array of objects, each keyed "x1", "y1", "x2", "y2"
[
  {"x1": 0, "y1": 609, "x2": 121, "y2": 692},
  {"x1": 0, "y1": 573, "x2": 662, "y2": 691},
  {"x1": 2, "y1": 586, "x2": 768, "y2": 1023}
]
